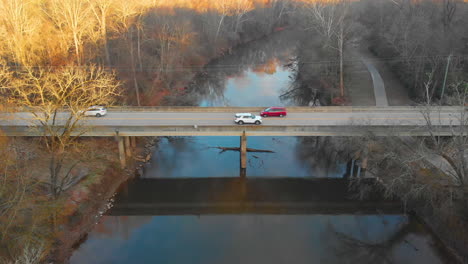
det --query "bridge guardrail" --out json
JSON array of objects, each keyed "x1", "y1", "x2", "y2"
[
  {"x1": 5, "y1": 105, "x2": 466, "y2": 113},
  {"x1": 105, "y1": 105, "x2": 465, "y2": 113}
]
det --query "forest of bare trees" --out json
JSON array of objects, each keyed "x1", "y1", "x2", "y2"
[
  {"x1": 281, "y1": 0, "x2": 468, "y2": 106},
  {"x1": 1, "y1": 0, "x2": 468, "y2": 263},
  {"x1": 0, "y1": 0, "x2": 296, "y2": 106},
  {"x1": 0, "y1": 0, "x2": 466, "y2": 106},
  {"x1": 358, "y1": 0, "x2": 468, "y2": 102}
]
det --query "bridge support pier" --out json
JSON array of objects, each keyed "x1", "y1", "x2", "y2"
[
  {"x1": 124, "y1": 136, "x2": 132, "y2": 158},
  {"x1": 346, "y1": 146, "x2": 369, "y2": 178},
  {"x1": 361, "y1": 145, "x2": 368, "y2": 178},
  {"x1": 130, "y1": 136, "x2": 136, "y2": 148},
  {"x1": 117, "y1": 136, "x2": 126, "y2": 168},
  {"x1": 240, "y1": 131, "x2": 247, "y2": 178}
]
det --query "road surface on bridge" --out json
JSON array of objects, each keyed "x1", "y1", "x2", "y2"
[
  {"x1": 0, "y1": 109, "x2": 462, "y2": 126},
  {"x1": 0, "y1": 107, "x2": 464, "y2": 136}
]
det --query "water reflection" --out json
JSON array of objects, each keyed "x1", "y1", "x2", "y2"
[
  {"x1": 168, "y1": 30, "x2": 299, "y2": 106},
  {"x1": 71, "y1": 215, "x2": 444, "y2": 264},
  {"x1": 145, "y1": 136, "x2": 346, "y2": 178},
  {"x1": 198, "y1": 64, "x2": 291, "y2": 107}
]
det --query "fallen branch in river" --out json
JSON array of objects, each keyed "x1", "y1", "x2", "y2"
[{"x1": 211, "y1": 146, "x2": 275, "y2": 153}]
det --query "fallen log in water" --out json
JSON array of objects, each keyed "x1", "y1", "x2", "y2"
[{"x1": 211, "y1": 147, "x2": 275, "y2": 153}]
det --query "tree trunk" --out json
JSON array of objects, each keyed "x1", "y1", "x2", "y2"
[
  {"x1": 213, "y1": 146, "x2": 275, "y2": 153},
  {"x1": 102, "y1": 12, "x2": 111, "y2": 66},
  {"x1": 137, "y1": 23, "x2": 143, "y2": 72},
  {"x1": 215, "y1": 15, "x2": 226, "y2": 42},
  {"x1": 73, "y1": 33, "x2": 81, "y2": 65},
  {"x1": 129, "y1": 27, "x2": 141, "y2": 106},
  {"x1": 235, "y1": 16, "x2": 240, "y2": 33},
  {"x1": 49, "y1": 152, "x2": 64, "y2": 198},
  {"x1": 339, "y1": 25, "x2": 344, "y2": 97}
]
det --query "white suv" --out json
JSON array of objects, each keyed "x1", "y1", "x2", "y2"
[
  {"x1": 81, "y1": 106, "x2": 107, "y2": 117},
  {"x1": 234, "y1": 113, "x2": 262, "y2": 125}
]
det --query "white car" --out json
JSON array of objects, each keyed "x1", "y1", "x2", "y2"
[
  {"x1": 235, "y1": 113, "x2": 252, "y2": 118},
  {"x1": 234, "y1": 113, "x2": 262, "y2": 125},
  {"x1": 80, "y1": 106, "x2": 107, "y2": 117}
]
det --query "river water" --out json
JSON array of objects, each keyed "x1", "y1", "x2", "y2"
[{"x1": 70, "y1": 32, "x2": 449, "y2": 264}]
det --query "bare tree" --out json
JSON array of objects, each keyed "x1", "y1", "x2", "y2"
[
  {"x1": 441, "y1": 0, "x2": 458, "y2": 32},
  {"x1": 5, "y1": 65, "x2": 121, "y2": 198},
  {"x1": 4, "y1": 243, "x2": 45, "y2": 264},
  {"x1": 303, "y1": 1, "x2": 337, "y2": 43},
  {"x1": 88, "y1": 0, "x2": 115, "y2": 66},
  {"x1": 422, "y1": 81, "x2": 468, "y2": 188},
  {"x1": 214, "y1": 0, "x2": 231, "y2": 42},
  {"x1": 0, "y1": 129, "x2": 51, "y2": 262},
  {"x1": 114, "y1": 0, "x2": 142, "y2": 105},
  {"x1": 350, "y1": 82, "x2": 468, "y2": 212},
  {"x1": 0, "y1": 0, "x2": 44, "y2": 65},
  {"x1": 152, "y1": 16, "x2": 194, "y2": 78},
  {"x1": 302, "y1": 0, "x2": 351, "y2": 97},
  {"x1": 232, "y1": 0, "x2": 253, "y2": 33},
  {"x1": 43, "y1": 0, "x2": 95, "y2": 65}
]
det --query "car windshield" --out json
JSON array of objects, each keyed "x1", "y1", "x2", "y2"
[{"x1": 264, "y1": 108, "x2": 271, "y2": 112}]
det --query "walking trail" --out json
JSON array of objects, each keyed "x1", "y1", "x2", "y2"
[
  {"x1": 361, "y1": 57, "x2": 388, "y2": 106},
  {"x1": 346, "y1": 45, "x2": 412, "y2": 106}
]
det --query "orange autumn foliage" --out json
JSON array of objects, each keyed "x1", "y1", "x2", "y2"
[{"x1": 252, "y1": 58, "x2": 280, "y2": 75}]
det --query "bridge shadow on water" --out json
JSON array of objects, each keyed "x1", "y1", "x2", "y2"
[{"x1": 109, "y1": 178, "x2": 402, "y2": 216}]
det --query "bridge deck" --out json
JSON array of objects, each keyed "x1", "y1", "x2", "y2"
[{"x1": 0, "y1": 106, "x2": 465, "y2": 136}]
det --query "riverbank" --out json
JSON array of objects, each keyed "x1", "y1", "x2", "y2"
[
  {"x1": 49, "y1": 136, "x2": 160, "y2": 263},
  {"x1": 349, "y1": 45, "x2": 467, "y2": 263},
  {"x1": 411, "y1": 201, "x2": 468, "y2": 263},
  {"x1": 338, "y1": 42, "x2": 466, "y2": 262}
]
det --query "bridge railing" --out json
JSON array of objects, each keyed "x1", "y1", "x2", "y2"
[
  {"x1": 105, "y1": 105, "x2": 465, "y2": 113},
  {"x1": 5, "y1": 105, "x2": 466, "y2": 113}
]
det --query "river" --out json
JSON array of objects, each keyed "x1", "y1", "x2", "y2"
[{"x1": 70, "y1": 32, "x2": 450, "y2": 264}]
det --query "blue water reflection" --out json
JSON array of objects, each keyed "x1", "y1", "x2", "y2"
[
  {"x1": 199, "y1": 66, "x2": 291, "y2": 107},
  {"x1": 71, "y1": 215, "x2": 444, "y2": 264},
  {"x1": 144, "y1": 136, "x2": 345, "y2": 178}
]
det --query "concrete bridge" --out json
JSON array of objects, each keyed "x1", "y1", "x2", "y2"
[
  {"x1": 109, "y1": 178, "x2": 402, "y2": 216},
  {"x1": 1, "y1": 106, "x2": 465, "y2": 169},
  {"x1": 1, "y1": 106, "x2": 465, "y2": 137}
]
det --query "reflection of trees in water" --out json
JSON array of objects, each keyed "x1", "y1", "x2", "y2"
[
  {"x1": 322, "y1": 216, "x2": 418, "y2": 264},
  {"x1": 150, "y1": 137, "x2": 199, "y2": 176},
  {"x1": 296, "y1": 137, "x2": 353, "y2": 177},
  {"x1": 177, "y1": 30, "x2": 300, "y2": 106},
  {"x1": 94, "y1": 216, "x2": 154, "y2": 241}
]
